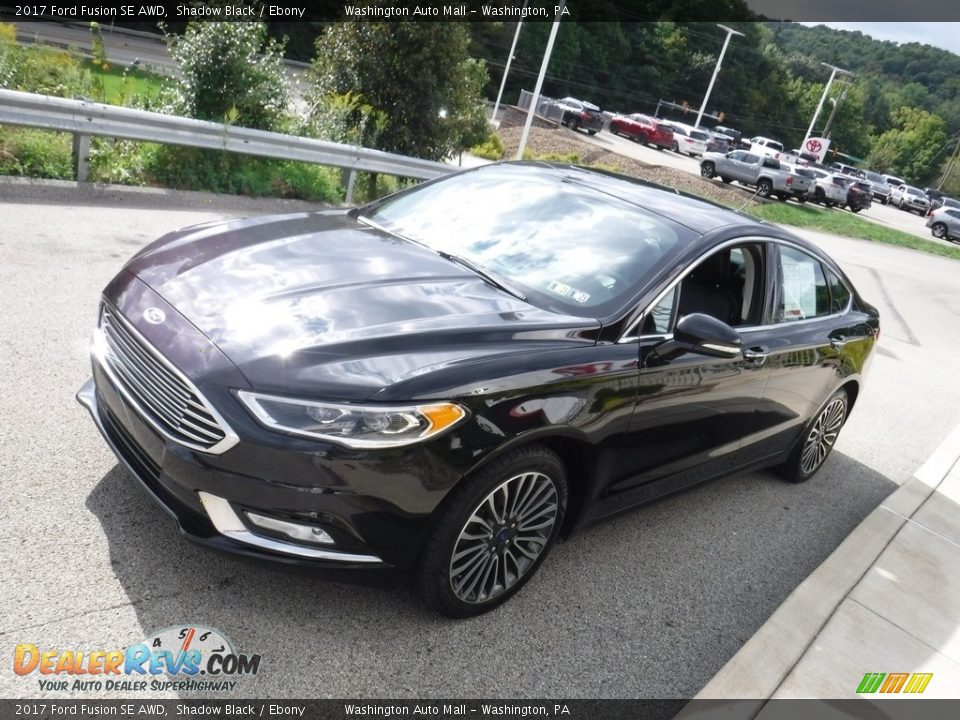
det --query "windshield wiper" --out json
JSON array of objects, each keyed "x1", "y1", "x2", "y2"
[{"x1": 435, "y1": 250, "x2": 528, "y2": 302}]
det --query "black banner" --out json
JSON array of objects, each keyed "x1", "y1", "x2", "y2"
[
  {"x1": 1, "y1": 0, "x2": 960, "y2": 23},
  {"x1": 5, "y1": 700, "x2": 960, "y2": 720}
]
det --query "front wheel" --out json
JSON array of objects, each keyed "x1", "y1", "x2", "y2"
[
  {"x1": 414, "y1": 446, "x2": 568, "y2": 618},
  {"x1": 700, "y1": 162, "x2": 716, "y2": 179},
  {"x1": 671, "y1": 140, "x2": 679, "y2": 153},
  {"x1": 850, "y1": 206, "x2": 862, "y2": 213},
  {"x1": 778, "y1": 389, "x2": 848, "y2": 483},
  {"x1": 588, "y1": 129, "x2": 597, "y2": 135}
]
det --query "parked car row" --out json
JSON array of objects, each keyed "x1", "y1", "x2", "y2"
[{"x1": 562, "y1": 103, "x2": 958, "y2": 243}]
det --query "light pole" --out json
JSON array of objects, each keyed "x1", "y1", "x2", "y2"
[
  {"x1": 491, "y1": 0, "x2": 529, "y2": 127},
  {"x1": 803, "y1": 63, "x2": 853, "y2": 147},
  {"x1": 694, "y1": 24, "x2": 743, "y2": 129},
  {"x1": 821, "y1": 87, "x2": 847, "y2": 140},
  {"x1": 516, "y1": 1, "x2": 565, "y2": 160}
]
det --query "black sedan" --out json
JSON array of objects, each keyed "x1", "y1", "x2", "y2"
[{"x1": 78, "y1": 162, "x2": 879, "y2": 617}]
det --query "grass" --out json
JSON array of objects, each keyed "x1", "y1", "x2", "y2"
[
  {"x1": 746, "y1": 202, "x2": 960, "y2": 262},
  {"x1": 83, "y1": 60, "x2": 169, "y2": 106}
]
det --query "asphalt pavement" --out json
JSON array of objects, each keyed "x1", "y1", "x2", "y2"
[{"x1": 1, "y1": 180, "x2": 958, "y2": 700}]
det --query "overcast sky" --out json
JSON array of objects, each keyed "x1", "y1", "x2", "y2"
[{"x1": 795, "y1": 22, "x2": 960, "y2": 57}]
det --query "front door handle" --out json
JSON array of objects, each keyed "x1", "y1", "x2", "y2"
[
  {"x1": 829, "y1": 336, "x2": 849, "y2": 350},
  {"x1": 743, "y1": 346, "x2": 770, "y2": 364}
]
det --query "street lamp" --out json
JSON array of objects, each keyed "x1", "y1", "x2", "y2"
[
  {"x1": 694, "y1": 24, "x2": 744, "y2": 129},
  {"x1": 491, "y1": 0, "x2": 529, "y2": 127},
  {"x1": 516, "y1": 1, "x2": 565, "y2": 160},
  {"x1": 803, "y1": 63, "x2": 853, "y2": 147}
]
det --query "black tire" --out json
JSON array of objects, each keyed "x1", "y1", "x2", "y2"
[
  {"x1": 851, "y1": 206, "x2": 862, "y2": 213},
  {"x1": 932, "y1": 222, "x2": 948, "y2": 239},
  {"x1": 898, "y1": 199, "x2": 906, "y2": 210},
  {"x1": 814, "y1": 187, "x2": 826, "y2": 205},
  {"x1": 414, "y1": 445, "x2": 568, "y2": 618},
  {"x1": 637, "y1": 133, "x2": 648, "y2": 146},
  {"x1": 671, "y1": 140, "x2": 679, "y2": 153},
  {"x1": 700, "y1": 162, "x2": 716, "y2": 179},
  {"x1": 609, "y1": 123, "x2": 619, "y2": 136},
  {"x1": 588, "y1": 129, "x2": 597, "y2": 135},
  {"x1": 796, "y1": 194, "x2": 807, "y2": 204},
  {"x1": 571, "y1": 118, "x2": 580, "y2": 132},
  {"x1": 720, "y1": 176, "x2": 732, "y2": 183},
  {"x1": 778, "y1": 388, "x2": 849, "y2": 483},
  {"x1": 757, "y1": 178, "x2": 773, "y2": 199}
]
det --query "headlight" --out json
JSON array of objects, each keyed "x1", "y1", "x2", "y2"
[{"x1": 236, "y1": 391, "x2": 468, "y2": 449}]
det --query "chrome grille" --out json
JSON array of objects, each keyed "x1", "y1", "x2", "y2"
[{"x1": 98, "y1": 304, "x2": 234, "y2": 453}]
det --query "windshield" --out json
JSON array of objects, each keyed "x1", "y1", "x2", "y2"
[
  {"x1": 907, "y1": 187, "x2": 923, "y2": 197},
  {"x1": 360, "y1": 165, "x2": 690, "y2": 317},
  {"x1": 865, "y1": 172, "x2": 884, "y2": 183},
  {"x1": 690, "y1": 130, "x2": 708, "y2": 141}
]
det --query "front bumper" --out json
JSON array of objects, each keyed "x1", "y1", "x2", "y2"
[{"x1": 78, "y1": 373, "x2": 443, "y2": 572}]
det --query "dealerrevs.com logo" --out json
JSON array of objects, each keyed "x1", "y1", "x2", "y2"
[{"x1": 13, "y1": 626, "x2": 261, "y2": 692}]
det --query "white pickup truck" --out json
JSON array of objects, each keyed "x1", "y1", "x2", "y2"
[{"x1": 699, "y1": 150, "x2": 812, "y2": 201}]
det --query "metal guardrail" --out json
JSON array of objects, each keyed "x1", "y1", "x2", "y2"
[{"x1": 0, "y1": 89, "x2": 452, "y2": 202}]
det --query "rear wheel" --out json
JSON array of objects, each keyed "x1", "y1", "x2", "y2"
[
  {"x1": 778, "y1": 389, "x2": 848, "y2": 483},
  {"x1": 757, "y1": 178, "x2": 773, "y2": 199},
  {"x1": 570, "y1": 118, "x2": 580, "y2": 132},
  {"x1": 588, "y1": 129, "x2": 597, "y2": 135},
  {"x1": 414, "y1": 446, "x2": 568, "y2": 618},
  {"x1": 671, "y1": 140, "x2": 679, "y2": 153},
  {"x1": 609, "y1": 122, "x2": 619, "y2": 136},
  {"x1": 720, "y1": 176, "x2": 732, "y2": 183},
  {"x1": 637, "y1": 133, "x2": 648, "y2": 146},
  {"x1": 932, "y1": 222, "x2": 948, "y2": 239}
]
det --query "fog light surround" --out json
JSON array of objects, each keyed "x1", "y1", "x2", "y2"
[{"x1": 245, "y1": 511, "x2": 335, "y2": 546}]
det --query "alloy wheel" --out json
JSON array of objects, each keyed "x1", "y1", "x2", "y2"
[
  {"x1": 800, "y1": 398, "x2": 846, "y2": 475},
  {"x1": 449, "y1": 471, "x2": 559, "y2": 604}
]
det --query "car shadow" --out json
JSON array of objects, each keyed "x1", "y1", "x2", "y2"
[{"x1": 85, "y1": 450, "x2": 896, "y2": 699}]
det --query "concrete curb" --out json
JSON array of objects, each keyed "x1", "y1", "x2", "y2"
[{"x1": 686, "y1": 419, "x2": 960, "y2": 704}]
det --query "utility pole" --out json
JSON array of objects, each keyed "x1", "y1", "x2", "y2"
[
  {"x1": 936, "y1": 133, "x2": 960, "y2": 191},
  {"x1": 804, "y1": 63, "x2": 853, "y2": 147},
  {"x1": 491, "y1": 0, "x2": 528, "y2": 127},
  {"x1": 516, "y1": 1, "x2": 564, "y2": 160},
  {"x1": 694, "y1": 24, "x2": 743, "y2": 129}
]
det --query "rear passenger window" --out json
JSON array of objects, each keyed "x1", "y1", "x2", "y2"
[
  {"x1": 775, "y1": 247, "x2": 831, "y2": 322},
  {"x1": 826, "y1": 270, "x2": 851, "y2": 313}
]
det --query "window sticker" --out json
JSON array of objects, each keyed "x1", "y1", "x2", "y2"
[
  {"x1": 547, "y1": 280, "x2": 591, "y2": 304},
  {"x1": 781, "y1": 254, "x2": 816, "y2": 319}
]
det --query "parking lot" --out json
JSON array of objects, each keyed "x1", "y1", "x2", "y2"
[
  {"x1": 2, "y1": 185, "x2": 959, "y2": 700},
  {"x1": 579, "y1": 127, "x2": 958, "y2": 249}
]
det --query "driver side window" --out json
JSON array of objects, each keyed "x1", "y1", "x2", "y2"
[{"x1": 639, "y1": 244, "x2": 766, "y2": 335}]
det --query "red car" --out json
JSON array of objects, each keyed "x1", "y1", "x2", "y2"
[{"x1": 608, "y1": 113, "x2": 674, "y2": 149}]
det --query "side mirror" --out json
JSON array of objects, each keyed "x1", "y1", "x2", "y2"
[{"x1": 653, "y1": 313, "x2": 743, "y2": 362}]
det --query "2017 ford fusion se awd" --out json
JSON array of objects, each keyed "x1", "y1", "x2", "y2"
[{"x1": 78, "y1": 162, "x2": 879, "y2": 617}]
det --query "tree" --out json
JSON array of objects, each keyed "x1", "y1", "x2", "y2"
[
  {"x1": 307, "y1": 22, "x2": 489, "y2": 160},
  {"x1": 866, "y1": 106, "x2": 947, "y2": 183},
  {"x1": 165, "y1": 22, "x2": 290, "y2": 131}
]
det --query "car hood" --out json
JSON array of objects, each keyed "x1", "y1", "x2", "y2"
[{"x1": 123, "y1": 211, "x2": 600, "y2": 400}]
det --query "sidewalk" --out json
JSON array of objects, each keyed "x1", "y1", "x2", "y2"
[{"x1": 689, "y1": 419, "x2": 960, "y2": 706}]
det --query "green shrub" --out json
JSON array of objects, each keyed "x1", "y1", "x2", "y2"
[
  {"x1": 0, "y1": 127, "x2": 73, "y2": 179},
  {"x1": 12, "y1": 45, "x2": 93, "y2": 98},
  {"x1": 470, "y1": 131, "x2": 504, "y2": 161},
  {"x1": 0, "y1": 22, "x2": 21, "y2": 88},
  {"x1": 165, "y1": 22, "x2": 290, "y2": 132},
  {"x1": 141, "y1": 145, "x2": 339, "y2": 202}
]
